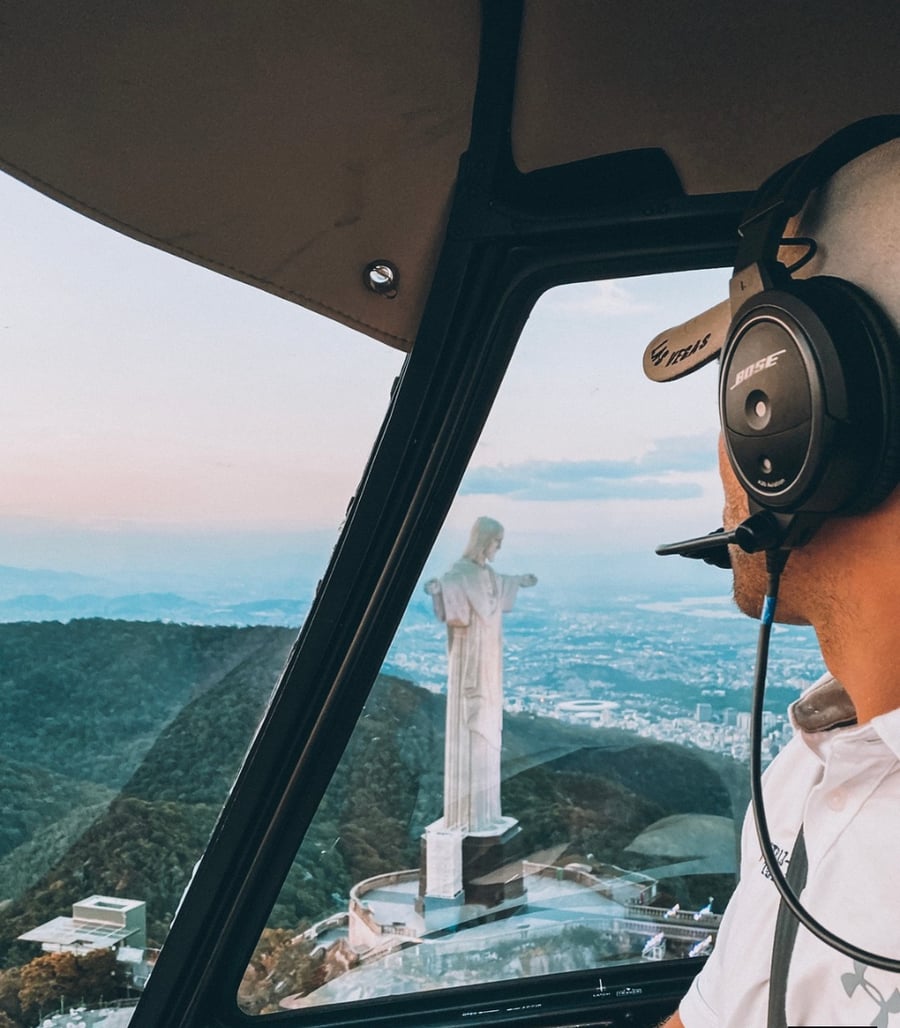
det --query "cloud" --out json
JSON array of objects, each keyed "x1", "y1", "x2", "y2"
[
  {"x1": 459, "y1": 435, "x2": 717, "y2": 502},
  {"x1": 636, "y1": 434, "x2": 719, "y2": 472},
  {"x1": 545, "y1": 280, "x2": 654, "y2": 317}
]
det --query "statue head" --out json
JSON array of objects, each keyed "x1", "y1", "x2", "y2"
[{"x1": 463, "y1": 516, "x2": 504, "y2": 564}]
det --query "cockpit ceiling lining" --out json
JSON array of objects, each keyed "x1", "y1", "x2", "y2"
[
  {"x1": 0, "y1": 1, "x2": 481, "y2": 352},
  {"x1": 1, "y1": 2, "x2": 899, "y2": 350},
  {"x1": 513, "y1": 1, "x2": 900, "y2": 194}
]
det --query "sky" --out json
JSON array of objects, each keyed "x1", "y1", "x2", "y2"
[
  {"x1": 430, "y1": 271, "x2": 730, "y2": 591},
  {"x1": 0, "y1": 169, "x2": 732, "y2": 599},
  {"x1": 0, "y1": 171, "x2": 403, "y2": 593}
]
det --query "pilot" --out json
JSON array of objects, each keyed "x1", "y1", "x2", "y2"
[{"x1": 650, "y1": 123, "x2": 900, "y2": 1027}]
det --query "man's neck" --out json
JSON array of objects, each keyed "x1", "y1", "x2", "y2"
[{"x1": 814, "y1": 571, "x2": 900, "y2": 724}]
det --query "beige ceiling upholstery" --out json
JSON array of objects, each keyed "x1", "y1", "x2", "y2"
[
  {"x1": 1, "y1": 2, "x2": 898, "y2": 351},
  {"x1": 513, "y1": 2, "x2": 900, "y2": 193},
  {"x1": 0, "y1": 1, "x2": 480, "y2": 350}
]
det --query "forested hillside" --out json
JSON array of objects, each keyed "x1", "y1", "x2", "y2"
[
  {"x1": 0, "y1": 619, "x2": 294, "y2": 783},
  {"x1": 0, "y1": 620, "x2": 296, "y2": 1025},
  {"x1": 0, "y1": 618, "x2": 746, "y2": 1023},
  {"x1": 0, "y1": 620, "x2": 294, "y2": 962}
]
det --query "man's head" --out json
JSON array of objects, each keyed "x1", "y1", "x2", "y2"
[{"x1": 646, "y1": 122, "x2": 900, "y2": 627}]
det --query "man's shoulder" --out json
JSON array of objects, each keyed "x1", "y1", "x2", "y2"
[{"x1": 790, "y1": 673, "x2": 857, "y2": 733}]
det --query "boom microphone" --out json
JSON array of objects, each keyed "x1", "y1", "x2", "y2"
[
  {"x1": 655, "y1": 528, "x2": 732, "y2": 567},
  {"x1": 655, "y1": 511, "x2": 789, "y2": 567}
]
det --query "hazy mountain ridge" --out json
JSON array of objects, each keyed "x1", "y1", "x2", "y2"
[
  {"x1": 0, "y1": 565, "x2": 114, "y2": 600},
  {"x1": 0, "y1": 592, "x2": 311, "y2": 626},
  {"x1": 0, "y1": 558, "x2": 316, "y2": 625}
]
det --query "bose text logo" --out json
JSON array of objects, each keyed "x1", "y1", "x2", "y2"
[
  {"x1": 650, "y1": 332, "x2": 712, "y2": 369},
  {"x1": 729, "y1": 349, "x2": 787, "y2": 390}
]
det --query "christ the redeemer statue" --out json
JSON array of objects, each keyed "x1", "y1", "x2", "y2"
[{"x1": 425, "y1": 517, "x2": 537, "y2": 834}]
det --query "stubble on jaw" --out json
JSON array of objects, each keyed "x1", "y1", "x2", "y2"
[
  {"x1": 717, "y1": 437, "x2": 820, "y2": 626},
  {"x1": 722, "y1": 492, "x2": 770, "y2": 620},
  {"x1": 718, "y1": 437, "x2": 766, "y2": 617}
]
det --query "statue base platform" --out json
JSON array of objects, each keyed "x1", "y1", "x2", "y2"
[
  {"x1": 420, "y1": 822, "x2": 465, "y2": 900},
  {"x1": 418, "y1": 816, "x2": 524, "y2": 911},
  {"x1": 462, "y1": 817, "x2": 524, "y2": 906}
]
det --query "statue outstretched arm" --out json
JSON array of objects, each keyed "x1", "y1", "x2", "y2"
[
  {"x1": 518, "y1": 573, "x2": 538, "y2": 587},
  {"x1": 424, "y1": 578, "x2": 446, "y2": 620}
]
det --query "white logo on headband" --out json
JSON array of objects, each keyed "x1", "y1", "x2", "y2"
[
  {"x1": 729, "y1": 349, "x2": 787, "y2": 390},
  {"x1": 651, "y1": 332, "x2": 712, "y2": 369}
]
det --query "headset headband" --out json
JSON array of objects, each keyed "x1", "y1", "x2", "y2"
[
  {"x1": 734, "y1": 115, "x2": 900, "y2": 274},
  {"x1": 644, "y1": 115, "x2": 900, "y2": 383}
]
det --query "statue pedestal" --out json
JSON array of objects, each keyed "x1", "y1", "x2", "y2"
[
  {"x1": 421, "y1": 822, "x2": 465, "y2": 899},
  {"x1": 418, "y1": 816, "x2": 525, "y2": 911},
  {"x1": 462, "y1": 816, "x2": 525, "y2": 906}
]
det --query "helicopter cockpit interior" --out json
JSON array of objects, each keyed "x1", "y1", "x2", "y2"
[{"x1": 0, "y1": 4, "x2": 898, "y2": 1027}]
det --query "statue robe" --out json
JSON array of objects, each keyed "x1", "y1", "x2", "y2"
[{"x1": 433, "y1": 558, "x2": 522, "y2": 832}]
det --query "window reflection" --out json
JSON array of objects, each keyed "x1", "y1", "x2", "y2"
[{"x1": 240, "y1": 272, "x2": 824, "y2": 1015}]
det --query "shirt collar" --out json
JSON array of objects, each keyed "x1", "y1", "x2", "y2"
[
  {"x1": 790, "y1": 672, "x2": 900, "y2": 762},
  {"x1": 790, "y1": 673, "x2": 857, "y2": 733},
  {"x1": 870, "y1": 704, "x2": 900, "y2": 762}
]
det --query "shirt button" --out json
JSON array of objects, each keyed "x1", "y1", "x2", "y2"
[{"x1": 826, "y1": 788, "x2": 847, "y2": 811}]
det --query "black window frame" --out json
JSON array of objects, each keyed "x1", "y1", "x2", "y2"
[{"x1": 131, "y1": 6, "x2": 750, "y2": 1026}]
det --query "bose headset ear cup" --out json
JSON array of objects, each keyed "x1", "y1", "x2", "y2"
[
  {"x1": 720, "y1": 273, "x2": 900, "y2": 520},
  {"x1": 791, "y1": 275, "x2": 900, "y2": 515},
  {"x1": 720, "y1": 291, "x2": 824, "y2": 513},
  {"x1": 716, "y1": 119, "x2": 900, "y2": 544}
]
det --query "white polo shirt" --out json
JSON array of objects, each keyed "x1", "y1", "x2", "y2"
[{"x1": 680, "y1": 675, "x2": 900, "y2": 1028}]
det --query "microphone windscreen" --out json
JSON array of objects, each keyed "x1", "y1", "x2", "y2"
[{"x1": 655, "y1": 528, "x2": 732, "y2": 568}]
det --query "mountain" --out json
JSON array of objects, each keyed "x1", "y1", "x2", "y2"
[
  {"x1": 0, "y1": 591, "x2": 311, "y2": 626},
  {"x1": 0, "y1": 565, "x2": 116, "y2": 601},
  {"x1": 0, "y1": 562, "x2": 318, "y2": 626},
  {"x1": 0, "y1": 623, "x2": 296, "y2": 969},
  {"x1": 0, "y1": 619, "x2": 294, "y2": 787},
  {"x1": 0, "y1": 617, "x2": 745, "y2": 974}
]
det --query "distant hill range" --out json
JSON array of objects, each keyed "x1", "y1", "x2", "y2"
[
  {"x1": 0, "y1": 563, "x2": 316, "y2": 626},
  {"x1": 0, "y1": 567, "x2": 308, "y2": 627},
  {"x1": 0, "y1": 591, "x2": 312, "y2": 625},
  {"x1": 0, "y1": 618, "x2": 748, "y2": 968}
]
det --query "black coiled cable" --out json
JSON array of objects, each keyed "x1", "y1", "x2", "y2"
[{"x1": 749, "y1": 550, "x2": 900, "y2": 973}]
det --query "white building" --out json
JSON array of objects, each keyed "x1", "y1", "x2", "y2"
[{"x1": 18, "y1": 895, "x2": 146, "y2": 955}]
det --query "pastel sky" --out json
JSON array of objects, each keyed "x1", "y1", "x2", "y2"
[
  {"x1": 434, "y1": 270, "x2": 729, "y2": 583},
  {"x1": 0, "y1": 169, "x2": 731, "y2": 595}
]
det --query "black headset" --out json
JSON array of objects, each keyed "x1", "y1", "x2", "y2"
[{"x1": 719, "y1": 115, "x2": 900, "y2": 550}]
